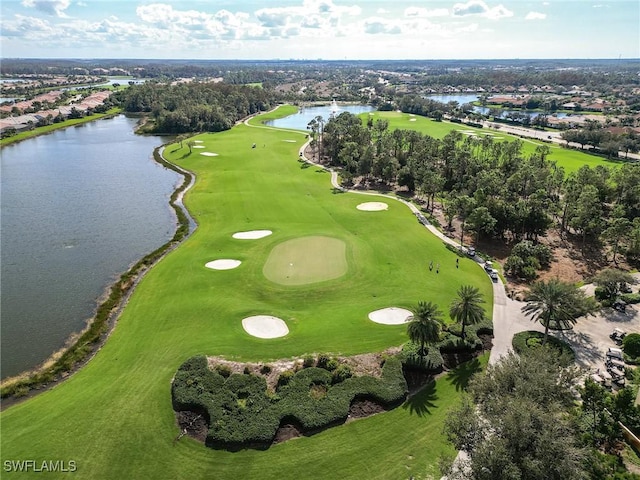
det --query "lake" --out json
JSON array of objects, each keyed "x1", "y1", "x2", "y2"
[
  {"x1": 426, "y1": 94, "x2": 568, "y2": 119},
  {"x1": 265, "y1": 103, "x2": 375, "y2": 130},
  {"x1": 0, "y1": 115, "x2": 181, "y2": 378}
]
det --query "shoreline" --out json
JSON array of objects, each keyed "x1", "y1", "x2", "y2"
[
  {"x1": 0, "y1": 142, "x2": 197, "y2": 408},
  {"x1": 0, "y1": 108, "x2": 123, "y2": 147}
]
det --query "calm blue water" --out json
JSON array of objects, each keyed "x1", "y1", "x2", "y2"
[
  {"x1": 0, "y1": 115, "x2": 181, "y2": 378},
  {"x1": 426, "y1": 94, "x2": 568, "y2": 119},
  {"x1": 265, "y1": 104, "x2": 375, "y2": 130}
]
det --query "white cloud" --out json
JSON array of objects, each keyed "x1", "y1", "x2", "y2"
[
  {"x1": 592, "y1": 4, "x2": 610, "y2": 7},
  {"x1": 452, "y1": 1, "x2": 513, "y2": 20},
  {"x1": 525, "y1": 11, "x2": 546, "y2": 20},
  {"x1": 21, "y1": 0, "x2": 71, "y2": 17},
  {"x1": 377, "y1": 8, "x2": 388, "y2": 14},
  {"x1": 404, "y1": 7, "x2": 449, "y2": 18},
  {"x1": 362, "y1": 17, "x2": 401, "y2": 35}
]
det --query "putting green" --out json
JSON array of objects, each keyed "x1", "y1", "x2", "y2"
[{"x1": 263, "y1": 236, "x2": 347, "y2": 285}]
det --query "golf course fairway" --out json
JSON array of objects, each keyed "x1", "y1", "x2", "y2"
[{"x1": 0, "y1": 106, "x2": 492, "y2": 479}]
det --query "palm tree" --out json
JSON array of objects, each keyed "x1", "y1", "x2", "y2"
[
  {"x1": 521, "y1": 278, "x2": 588, "y2": 346},
  {"x1": 406, "y1": 301, "x2": 443, "y2": 357},
  {"x1": 449, "y1": 285, "x2": 486, "y2": 339}
]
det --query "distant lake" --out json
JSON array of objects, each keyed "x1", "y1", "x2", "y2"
[
  {"x1": 265, "y1": 103, "x2": 375, "y2": 131},
  {"x1": 426, "y1": 94, "x2": 568, "y2": 119},
  {"x1": 0, "y1": 115, "x2": 181, "y2": 378}
]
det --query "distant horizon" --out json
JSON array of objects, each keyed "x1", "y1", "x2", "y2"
[
  {"x1": 1, "y1": 1, "x2": 638, "y2": 60},
  {"x1": 3, "y1": 56, "x2": 639, "y2": 62}
]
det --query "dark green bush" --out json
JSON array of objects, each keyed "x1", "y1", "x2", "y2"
[
  {"x1": 214, "y1": 364, "x2": 232, "y2": 378},
  {"x1": 260, "y1": 364, "x2": 271, "y2": 375},
  {"x1": 622, "y1": 333, "x2": 640, "y2": 358},
  {"x1": 172, "y1": 355, "x2": 408, "y2": 449},
  {"x1": 398, "y1": 343, "x2": 443, "y2": 372},
  {"x1": 620, "y1": 293, "x2": 640, "y2": 304},
  {"x1": 316, "y1": 353, "x2": 331, "y2": 369},
  {"x1": 332, "y1": 364, "x2": 352, "y2": 384},
  {"x1": 277, "y1": 370, "x2": 295, "y2": 388},
  {"x1": 302, "y1": 355, "x2": 315, "y2": 368},
  {"x1": 512, "y1": 331, "x2": 575, "y2": 365},
  {"x1": 594, "y1": 286, "x2": 608, "y2": 301},
  {"x1": 325, "y1": 358, "x2": 339, "y2": 372}
]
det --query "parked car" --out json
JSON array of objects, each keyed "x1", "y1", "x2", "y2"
[
  {"x1": 489, "y1": 269, "x2": 499, "y2": 281},
  {"x1": 609, "y1": 328, "x2": 627, "y2": 344},
  {"x1": 467, "y1": 247, "x2": 476, "y2": 257},
  {"x1": 483, "y1": 261, "x2": 493, "y2": 273}
]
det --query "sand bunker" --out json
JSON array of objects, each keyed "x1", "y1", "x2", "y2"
[
  {"x1": 283, "y1": 140, "x2": 297, "y2": 143},
  {"x1": 368, "y1": 307, "x2": 413, "y2": 325},
  {"x1": 242, "y1": 315, "x2": 289, "y2": 339},
  {"x1": 356, "y1": 202, "x2": 388, "y2": 211},
  {"x1": 232, "y1": 230, "x2": 273, "y2": 240},
  {"x1": 200, "y1": 152, "x2": 219, "y2": 157},
  {"x1": 205, "y1": 259, "x2": 241, "y2": 270},
  {"x1": 193, "y1": 145, "x2": 205, "y2": 148},
  {"x1": 193, "y1": 140, "x2": 203, "y2": 143},
  {"x1": 409, "y1": 118, "x2": 416, "y2": 122}
]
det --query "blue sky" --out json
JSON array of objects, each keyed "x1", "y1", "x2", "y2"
[{"x1": 1, "y1": 0, "x2": 638, "y2": 59}]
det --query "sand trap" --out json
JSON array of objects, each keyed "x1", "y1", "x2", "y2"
[
  {"x1": 200, "y1": 152, "x2": 219, "y2": 157},
  {"x1": 356, "y1": 202, "x2": 388, "y2": 211},
  {"x1": 242, "y1": 315, "x2": 289, "y2": 339},
  {"x1": 409, "y1": 118, "x2": 416, "y2": 122},
  {"x1": 193, "y1": 145, "x2": 205, "y2": 148},
  {"x1": 233, "y1": 230, "x2": 273, "y2": 240},
  {"x1": 205, "y1": 259, "x2": 241, "y2": 270},
  {"x1": 193, "y1": 140, "x2": 203, "y2": 143},
  {"x1": 283, "y1": 140, "x2": 297, "y2": 143},
  {"x1": 368, "y1": 307, "x2": 413, "y2": 325}
]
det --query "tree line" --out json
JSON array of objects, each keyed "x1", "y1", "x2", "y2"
[
  {"x1": 113, "y1": 81, "x2": 279, "y2": 134},
  {"x1": 314, "y1": 112, "x2": 640, "y2": 274}
]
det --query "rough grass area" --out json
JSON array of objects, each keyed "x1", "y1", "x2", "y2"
[{"x1": 262, "y1": 236, "x2": 347, "y2": 285}]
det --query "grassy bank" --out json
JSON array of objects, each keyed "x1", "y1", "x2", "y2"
[
  {"x1": 0, "y1": 106, "x2": 491, "y2": 479},
  {"x1": 0, "y1": 108, "x2": 122, "y2": 147}
]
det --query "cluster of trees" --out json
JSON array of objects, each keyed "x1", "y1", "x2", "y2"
[
  {"x1": 114, "y1": 81, "x2": 279, "y2": 134},
  {"x1": 406, "y1": 285, "x2": 487, "y2": 356},
  {"x1": 442, "y1": 347, "x2": 640, "y2": 480},
  {"x1": 561, "y1": 122, "x2": 640, "y2": 158},
  {"x1": 316, "y1": 111, "x2": 640, "y2": 269}
]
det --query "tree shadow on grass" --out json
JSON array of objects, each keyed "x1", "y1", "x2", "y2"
[
  {"x1": 331, "y1": 187, "x2": 346, "y2": 194},
  {"x1": 402, "y1": 380, "x2": 438, "y2": 417},
  {"x1": 446, "y1": 357, "x2": 482, "y2": 392}
]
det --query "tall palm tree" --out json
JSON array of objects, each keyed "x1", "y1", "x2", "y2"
[
  {"x1": 521, "y1": 278, "x2": 587, "y2": 346},
  {"x1": 449, "y1": 285, "x2": 486, "y2": 339},
  {"x1": 407, "y1": 301, "x2": 443, "y2": 357}
]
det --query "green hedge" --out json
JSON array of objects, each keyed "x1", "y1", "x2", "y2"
[
  {"x1": 620, "y1": 293, "x2": 640, "y2": 305},
  {"x1": 512, "y1": 331, "x2": 575, "y2": 365},
  {"x1": 172, "y1": 355, "x2": 408, "y2": 449}
]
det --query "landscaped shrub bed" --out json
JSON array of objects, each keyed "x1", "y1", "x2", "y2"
[
  {"x1": 397, "y1": 320, "x2": 493, "y2": 373},
  {"x1": 172, "y1": 355, "x2": 408, "y2": 449},
  {"x1": 512, "y1": 331, "x2": 575, "y2": 365}
]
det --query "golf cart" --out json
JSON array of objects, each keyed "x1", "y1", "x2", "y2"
[
  {"x1": 606, "y1": 347, "x2": 624, "y2": 361},
  {"x1": 605, "y1": 357, "x2": 625, "y2": 370},
  {"x1": 613, "y1": 299, "x2": 627, "y2": 312},
  {"x1": 609, "y1": 328, "x2": 627, "y2": 344}
]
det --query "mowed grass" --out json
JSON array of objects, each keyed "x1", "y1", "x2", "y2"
[
  {"x1": 263, "y1": 235, "x2": 348, "y2": 285},
  {"x1": 364, "y1": 111, "x2": 622, "y2": 175},
  {"x1": 0, "y1": 106, "x2": 491, "y2": 479}
]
